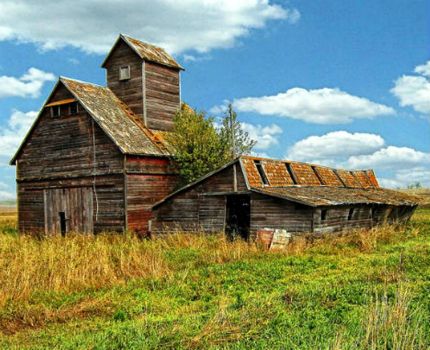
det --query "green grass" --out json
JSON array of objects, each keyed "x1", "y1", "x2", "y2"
[{"x1": 0, "y1": 209, "x2": 429, "y2": 349}]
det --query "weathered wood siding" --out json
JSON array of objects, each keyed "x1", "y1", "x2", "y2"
[
  {"x1": 17, "y1": 175, "x2": 125, "y2": 234},
  {"x1": 16, "y1": 84, "x2": 126, "y2": 234},
  {"x1": 313, "y1": 206, "x2": 372, "y2": 234},
  {"x1": 250, "y1": 193, "x2": 313, "y2": 235},
  {"x1": 144, "y1": 61, "x2": 180, "y2": 131},
  {"x1": 17, "y1": 85, "x2": 124, "y2": 181},
  {"x1": 152, "y1": 164, "x2": 247, "y2": 232},
  {"x1": 125, "y1": 156, "x2": 178, "y2": 233},
  {"x1": 105, "y1": 40, "x2": 144, "y2": 119},
  {"x1": 198, "y1": 195, "x2": 226, "y2": 232}
]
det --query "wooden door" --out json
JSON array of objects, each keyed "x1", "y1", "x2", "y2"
[{"x1": 44, "y1": 187, "x2": 93, "y2": 235}]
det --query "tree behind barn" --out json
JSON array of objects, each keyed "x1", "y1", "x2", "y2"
[
  {"x1": 167, "y1": 104, "x2": 256, "y2": 184},
  {"x1": 219, "y1": 103, "x2": 256, "y2": 161},
  {"x1": 167, "y1": 104, "x2": 225, "y2": 184}
]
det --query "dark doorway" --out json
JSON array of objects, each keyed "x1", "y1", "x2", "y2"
[
  {"x1": 225, "y1": 195, "x2": 250, "y2": 240},
  {"x1": 59, "y1": 212, "x2": 67, "y2": 237}
]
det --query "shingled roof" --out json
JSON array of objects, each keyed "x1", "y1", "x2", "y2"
[
  {"x1": 101, "y1": 34, "x2": 184, "y2": 70},
  {"x1": 10, "y1": 77, "x2": 171, "y2": 164},
  {"x1": 153, "y1": 155, "x2": 420, "y2": 208}
]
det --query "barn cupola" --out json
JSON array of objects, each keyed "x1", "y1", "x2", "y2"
[{"x1": 101, "y1": 34, "x2": 184, "y2": 131}]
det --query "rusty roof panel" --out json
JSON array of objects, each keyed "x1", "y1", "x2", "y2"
[
  {"x1": 262, "y1": 160, "x2": 294, "y2": 186},
  {"x1": 366, "y1": 170, "x2": 380, "y2": 187},
  {"x1": 122, "y1": 35, "x2": 183, "y2": 70},
  {"x1": 241, "y1": 157, "x2": 263, "y2": 187},
  {"x1": 353, "y1": 170, "x2": 374, "y2": 188},
  {"x1": 313, "y1": 166, "x2": 344, "y2": 187},
  {"x1": 289, "y1": 162, "x2": 321, "y2": 186},
  {"x1": 252, "y1": 186, "x2": 420, "y2": 207},
  {"x1": 61, "y1": 77, "x2": 170, "y2": 156},
  {"x1": 335, "y1": 169, "x2": 362, "y2": 188}
]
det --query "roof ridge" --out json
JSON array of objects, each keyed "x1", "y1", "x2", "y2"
[{"x1": 60, "y1": 76, "x2": 105, "y2": 88}]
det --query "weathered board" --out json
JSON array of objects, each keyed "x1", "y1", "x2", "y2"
[{"x1": 44, "y1": 187, "x2": 93, "y2": 235}]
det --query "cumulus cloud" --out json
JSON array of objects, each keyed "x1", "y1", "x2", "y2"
[
  {"x1": 241, "y1": 123, "x2": 282, "y2": 150},
  {"x1": 0, "y1": 68, "x2": 55, "y2": 99},
  {"x1": 348, "y1": 146, "x2": 430, "y2": 169},
  {"x1": 222, "y1": 88, "x2": 395, "y2": 124},
  {"x1": 0, "y1": 110, "x2": 38, "y2": 159},
  {"x1": 391, "y1": 60, "x2": 430, "y2": 115},
  {"x1": 286, "y1": 131, "x2": 385, "y2": 164},
  {"x1": 285, "y1": 131, "x2": 430, "y2": 188},
  {"x1": 0, "y1": 0, "x2": 298, "y2": 55}
]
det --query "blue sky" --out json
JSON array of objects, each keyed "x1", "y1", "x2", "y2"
[{"x1": 0, "y1": 0, "x2": 429, "y2": 199}]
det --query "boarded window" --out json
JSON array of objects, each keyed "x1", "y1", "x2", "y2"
[
  {"x1": 254, "y1": 160, "x2": 269, "y2": 185},
  {"x1": 119, "y1": 65, "x2": 131, "y2": 80}
]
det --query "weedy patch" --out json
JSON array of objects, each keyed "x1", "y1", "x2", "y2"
[{"x1": 0, "y1": 208, "x2": 429, "y2": 349}]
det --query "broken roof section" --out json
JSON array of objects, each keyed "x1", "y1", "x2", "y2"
[
  {"x1": 153, "y1": 155, "x2": 420, "y2": 209},
  {"x1": 252, "y1": 186, "x2": 419, "y2": 207},
  {"x1": 10, "y1": 77, "x2": 171, "y2": 164},
  {"x1": 101, "y1": 34, "x2": 184, "y2": 70},
  {"x1": 240, "y1": 155, "x2": 379, "y2": 189}
]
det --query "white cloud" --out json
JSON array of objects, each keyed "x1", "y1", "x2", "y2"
[
  {"x1": 227, "y1": 88, "x2": 395, "y2": 124},
  {"x1": 0, "y1": 0, "x2": 298, "y2": 55},
  {"x1": 241, "y1": 122, "x2": 282, "y2": 150},
  {"x1": 391, "y1": 60, "x2": 430, "y2": 115},
  {"x1": 286, "y1": 131, "x2": 385, "y2": 164},
  {"x1": 415, "y1": 61, "x2": 430, "y2": 77},
  {"x1": 348, "y1": 146, "x2": 430, "y2": 169},
  {"x1": 0, "y1": 110, "x2": 38, "y2": 158},
  {"x1": 379, "y1": 168, "x2": 430, "y2": 188},
  {"x1": 285, "y1": 131, "x2": 430, "y2": 189},
  {"x1": 0, "y1": 68, "x2": 55, "y2": 99}
]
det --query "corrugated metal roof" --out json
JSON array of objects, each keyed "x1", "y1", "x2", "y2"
[
  {"x1": 61, "y1": 77, "x2": 171, "y2": 156},
  {"x1": 252, "y1": 186, "x2": 420, "y2": 207},
  {"x1": 102, "y1": 34, "x2": 183, "y2": 70},
  {"x1": 240, "y1": 156, "x2": 380, "y2": 189}
]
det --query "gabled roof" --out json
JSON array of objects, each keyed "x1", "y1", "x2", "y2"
[
  {"x1": 10, "y1": 77, "x2": 171, "y2": 164},
  {"x1": 153, "y1": 155, "x2": 420, "y2": 208},
  {"x1": 101, "y1": 34, "x2": 184, "y2": 70}
]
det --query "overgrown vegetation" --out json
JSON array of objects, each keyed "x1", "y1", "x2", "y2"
[
  {"x1": 0, "y1": 209, "x2": 429, "y2": 349},
  {"x1": 167, "y1": 103, "x2": 255, "y2": 184}
]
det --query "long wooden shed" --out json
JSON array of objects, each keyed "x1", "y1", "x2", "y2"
[{"x1": 151, "y1": 156, "x2": 419, "y2": 238}]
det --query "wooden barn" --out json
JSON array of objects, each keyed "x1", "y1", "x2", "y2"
[
  {"x1": 10, "y1": 34, "x2": 183, "y2": 235},
  {"x1": 151, "y1": 156, "x2": 419, "y2": 238}
]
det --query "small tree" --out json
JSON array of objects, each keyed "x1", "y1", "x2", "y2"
[
  {"x1": 167, "y1": 104, "x2": 226, "y2": 184},
  {"x1": 219, "y1": 103, "x2": 256, "y2": 161}
]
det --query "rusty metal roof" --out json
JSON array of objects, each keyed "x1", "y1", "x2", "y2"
[
  {"x1": 101, "y1": 34, "x2": 183, "y2": 70},
  {"x1": 239, "y1": 155, "x2": 379, "y2": 189},
  {"x1": 251, "y1": 186, "x2": 420, "y2": 207}
]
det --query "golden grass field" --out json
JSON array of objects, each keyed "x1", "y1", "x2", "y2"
[{"x1": 0, "y1": 206, "x2": 429, "y2": 349}]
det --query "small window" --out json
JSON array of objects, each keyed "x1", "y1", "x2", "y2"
[
  {"x1": 321, "y1": 209, "x2": 328, "y2": 221},
  {"x1": 348, "y1": 208, "x2": 354, "y2": 221},
  {"x1": 254, "y1": 160, "x2": 269, "y2": 185},
  {"x1": 51, "y1": 106, "x2": 61, "y2": 117},
  {"x1": 69, "y1": 102, "x2": 78, "y2": 115},
  {"x1": 370, "y1": 207, "x2": 376, "y2": 219},
  {"x1": 119, "y1": 65, "x2": 131, "y2": 80}
]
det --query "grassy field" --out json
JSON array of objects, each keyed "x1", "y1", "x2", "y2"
[{"x1": 0, "y1": 209, "x2": 429, "y2": 349}]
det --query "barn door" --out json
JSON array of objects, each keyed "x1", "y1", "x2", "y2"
[{"x1": 44, "y1": 187, "x2": 93, "y2": 235}]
